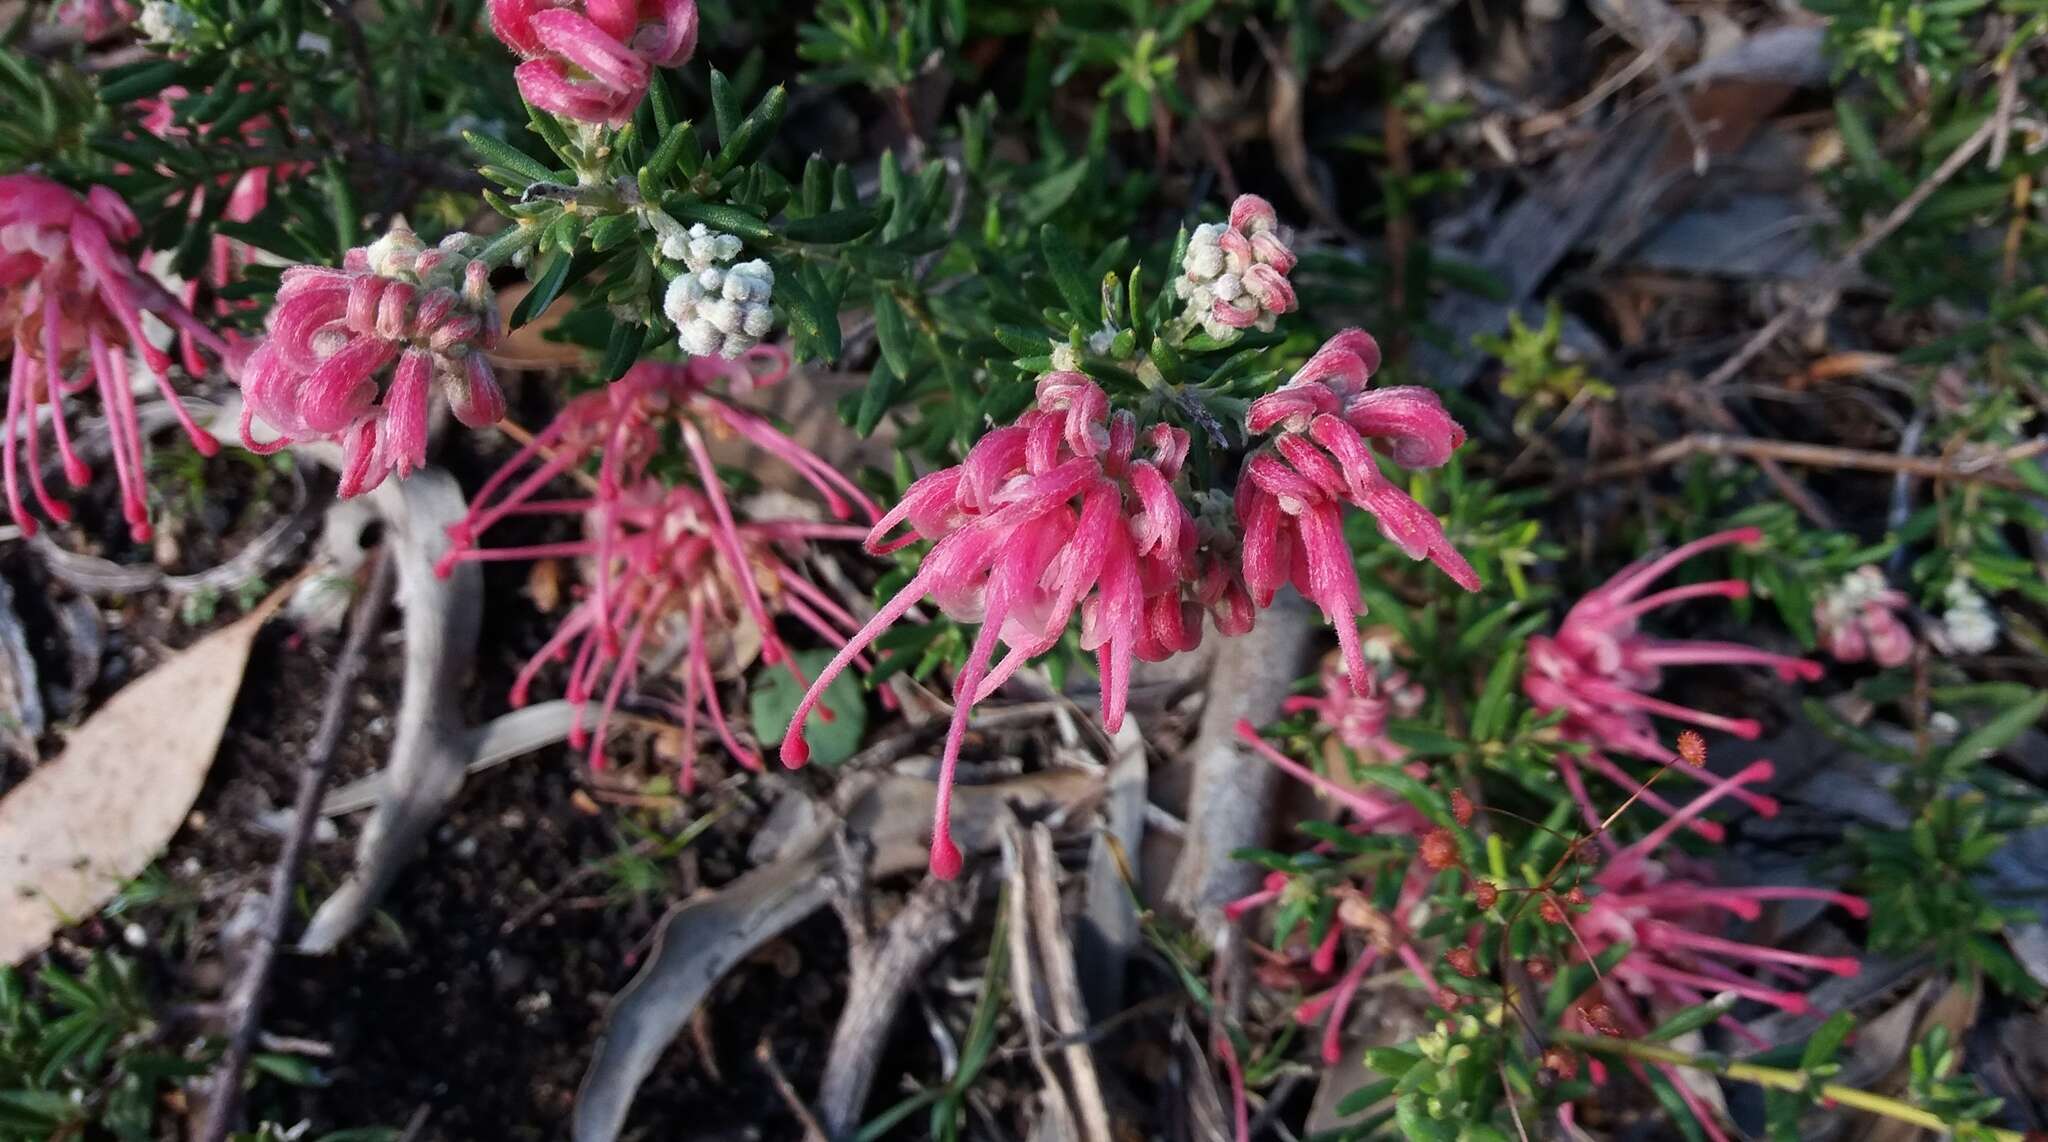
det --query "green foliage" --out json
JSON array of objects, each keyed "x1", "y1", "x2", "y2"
[
  {"x1": 1474, "y1": 303, "x2": 1612, "y2": 435},
  {"x1": 796, "y1": 0, "x2": 966, "y2": 94},
  {"x1": 0, "y1": 954, "x2": 181, "y2": 1141},
  {"x1": 1853, "y1": 792, "x2": 2045, "y2": 996},
  {"x1": 749, "y1": 648, "x2": 869, "y2": 766}
]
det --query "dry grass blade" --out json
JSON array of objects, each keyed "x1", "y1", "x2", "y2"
[{"x1": 1002, "y1": 818, "x2": 1114, "y2": 1142}]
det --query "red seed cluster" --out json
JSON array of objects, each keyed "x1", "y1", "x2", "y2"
[
  {"x1": 1471, "y1": 879, "x2": 1499, "y2": 910},
  {"x1": 1676, "y1": 730, "x2": 1708, "y2": 767},
  {"x1": 1445, "y1": 945, "x2": 1480, "y2": 978},
  {"x1": 1450, "y1": 789, "x2": 1475, "y2": 826},
  {"x1": 1420, "y1": 827, "x2": 1461, "y2": 871},
  {"x1": 1539, "y1": 895, "x2": 1567, "y2": 925}
]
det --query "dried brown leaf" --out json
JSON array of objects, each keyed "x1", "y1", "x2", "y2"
[{"x1": 0, "y1": 596, "x2": 284, "y2": 963}]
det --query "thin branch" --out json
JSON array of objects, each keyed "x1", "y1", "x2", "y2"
[
  {"x1": 756, "y1": 1038, "x2": 829, "y2": 1142},
  {"x1": 1558, "y1": 1032, "x2": 2027, "y2": 1142},
  {"x1": 1566, "y1": 433, "x2": 2046, "y2": 490},
  {"x1": 193, "y1": 547, "x2": 396, "y2": 1142},
  {"x1": 1699, "y1": 72, "x2": 2017, "y2": 389}
]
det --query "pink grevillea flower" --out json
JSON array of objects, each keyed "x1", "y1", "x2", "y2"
[
  {"x1": 1, "y1": 174, "x2": 227, "y2": 541},
  {"x1": 1241, "y1": 329, "x2": 1480, "y2": 691},
  {"x1": 1523, "y1": 527, "x2": 1823, "y2": 841},
  {"x1": 51, "y1": 0, "x2": 138, "y2": 39},
  {"x1": 1231, "y1": 720, "x2": 1451, "y2": 1066},
  {"x1": 1814, "y1": 565, "x2": 1913, "y2": 668},
  {"x1": 780, "y1": 372, "x2": 1226, "y2": 879},
  {"x1": 1175, "y1": 194, "x2": 1299, "y2": 340},
  {"x1": 444, "y1": 477, "x2": 869, "y2": 787},
  {"x1": 238, "y1": 225, "x2": 504, "y2": 496},
  {"x1": 1283, "y1": 641, "x2": 1424, "y2": 761},
  {"x1": 137, "y1": 88, "x2": 305, "y2": 377},
  {"x1": 1557, "y1": 763, "x2": 1868, "y2": 1141},
  {"x1": 488, "y1": 0, "x2": 699, "y2": 125},
  {"x1": 439, "y1": 348, "x2": 877, "y2": 668}
]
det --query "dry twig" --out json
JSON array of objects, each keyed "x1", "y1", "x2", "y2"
[
  {"x1": 192, "y1": 548, "x2": 395, "y2": 1142},
  {"x1": 1568, "y1": 433, "x2": 2046, "y2": 490}
]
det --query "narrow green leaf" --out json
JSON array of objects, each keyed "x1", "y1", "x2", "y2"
[
  {"x1": 709, "y1": 68, "x2": 740, "y2": 146},
  {"x1": 666, "y1": 200, "x2": 775, "y2": 242},
  {"x1": 1039, "y1": 224, "x2": 1095, "y2": 318},
  {"x1": 463, "y1": 131, "x2": 554, "y2": 185},
  {"x1": 599, "y1": 322, "x2": 646, "y2": 382},
  {"x1": 873, "y1": 291, "x2": 913, "y2": 377}
]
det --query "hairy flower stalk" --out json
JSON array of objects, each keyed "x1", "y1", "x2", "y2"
[
  {"x1": 238, "y1": 224, "x2": 505, "y2": 497},
  {"x1": 1, "y1": 174, "x2": 229, "y2": 540},
  {"x1": 1241, "y1": 329, "x2": 1481, "y2": 690},
  {"x1": 439, "y1": 349, "x2": 877, "y2": 667},
  {"x1": 1174, "y1": 195, "x2": 1299, "y2": 340},
  {"x1": 1814, "y1": 565, "x2": 1913, "y2": 667},
  {"x1": 487, "y1": 0, "x2": 699, "y2": 125},
  {"x1": 1523, "y1": 527, "x2": 1822, "y2": 839},
  {"x1": 779, "y1": 372, "x2": 1230, "y2": 879}
]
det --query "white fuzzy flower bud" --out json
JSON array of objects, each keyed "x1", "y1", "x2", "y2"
[
  {"x1": 662, "y1": 233, "x2": 775, "y2": 359},
  {"x1": 1174, "y1": 206, "x2": 1296, "y2": 341},
  {"x1": 138, "y1": 0, "x2": 196, "y2": 43},
  {"x1": 1939, "y1": 580, "x2": 1998, "y2": 654}
]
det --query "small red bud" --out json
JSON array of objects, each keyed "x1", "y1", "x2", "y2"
[
  {"x1": 1543, "y1": 1045, "x2": 1581, "y2": 1080},
  {"x1": 1420, "y1": 827, "x2": 1461, "y2": 871},
  {"x1": 1450, "y1": 789, "x2": 1475, "y2": 826},
  {"x1": 1446, "y1": 946, "x2": 1480, "y2": 978},
  {"x1": 1676, "y1": 730, "x2": 1707, "y2": 767},
  {"x1": 1539, "y1": 896, "x2": 1567, "y2": 924},
  {"x1": 1471, "y1": 879, "x2": 1499, "y2": 909},
  {"x1": 1566, "y1": 885, "x2": 1588, "y2": 906}
]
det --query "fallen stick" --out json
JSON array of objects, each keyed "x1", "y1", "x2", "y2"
[
  {"x1": 192, "y1": 548, "x2": 395, "y2": 1142},
  {"x1": 1567, "y1": 433, "x2": 2046, "y2": 490}
]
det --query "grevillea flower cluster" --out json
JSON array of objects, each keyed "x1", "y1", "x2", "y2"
[
  {"x1": 1938, "y1": 578, "x2": 1998, "y2": 655},
  {"x1": 138, "y1": 88, "x2": 304, "y2": 377},
  {"x1": 1242, "y1": 329, "x2": 1480, "y2": 690},
  {"x1": 780, "y1": 371, "x2": 1237, "y2": 877},
  {"x1": 1814, "y1": 565, "x2": 1913, "y2": 668},
  {"x1": 1523, "y1": 527, "x2": 1821, "y2": 839},
  {"x1": 2, "y1": 173, "x2": 227, "y2": 541},
  {"x1": 1174, "y1": 195, "x2": 1299, "y2": 340},
  {"x1": 439, "y1": 350, "x2": 880, "y2": 778},
  {"x1": 1555, "y1": 762, "x2": 1868, "y2": 1140},
  {"x1": 238, "y1": 224, "x2": 505, "y2": 496},
  {"x1": 487, "y1": 0, "x2": 699, "y2": 125},
  {"x1": 1230, "y1": 720, "x2": 1447, "y2": 1066},
  {"x1": 1282, "y1": 639, "x2": 1425, "y2": 762},
  {"x1": 51, "y1": 0, "x2": 139, "y2": 39}
]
